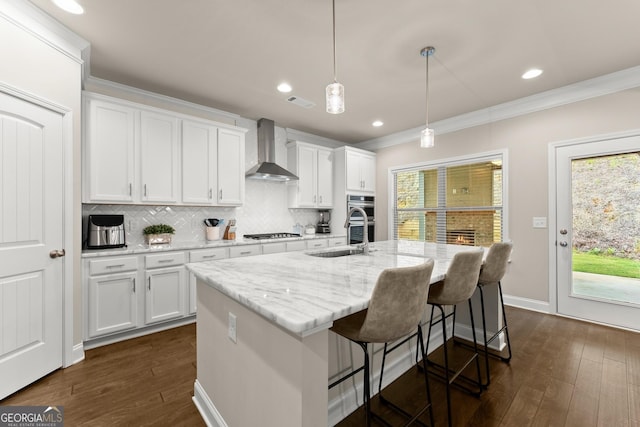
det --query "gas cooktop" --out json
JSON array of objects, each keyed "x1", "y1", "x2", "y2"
[{"x1": 243, "y1": 233, "x2": 302, "y2": 240}]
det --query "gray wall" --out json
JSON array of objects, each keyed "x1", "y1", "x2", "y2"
[{"x1": 373, "y1": 89, "x2": 640, "y2": 305}]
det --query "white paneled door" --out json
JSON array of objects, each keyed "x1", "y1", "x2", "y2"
[
  {"x1": 0, "y1": 91, "x2": 64, "y2": 399},
  {"x1": 554, "y1": 133, "x2": 640, "y2": 331}
]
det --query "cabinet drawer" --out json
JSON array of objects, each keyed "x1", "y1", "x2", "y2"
[
  {"x1": 328, "y1": 237, "x2": 347, "y2": 247},
  {"x1": 306, "y1": 239, "x2": 328, "y2": 250},
  {"x1": 145, "y1": 252, "x2": 186, "y2": 269},
  {"x1": 190, "y1": 248, "x2": 228, "y2": 262},
  {"x1": 89, "y1": 256, "x2": 138, "y2": 276},
  {"x1": 286, "y1": 240, "x2": 307, "y2": 252},
  {"x1": 229, "y1": 245, "x2": 261, "y2": 258},
  {"x1": 262, "y1": 242, "x2": 286, "y2": 254}
]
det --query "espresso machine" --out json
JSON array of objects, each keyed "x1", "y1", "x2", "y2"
[{"x1": 316, "y1": 210, "x2": 331, "y2": 234}]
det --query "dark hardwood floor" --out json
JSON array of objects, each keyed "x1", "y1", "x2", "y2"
[{"x1": 2, "y1": 307, "x2": 639, "y2": 426}]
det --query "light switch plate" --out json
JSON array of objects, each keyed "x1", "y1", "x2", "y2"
[{"x1": 533, "y1": 217, "x2": 547, "y2": 228}]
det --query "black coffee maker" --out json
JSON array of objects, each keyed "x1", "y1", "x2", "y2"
[{"x1": 316, "y1": 210, "x2": 331, "y2": 234}]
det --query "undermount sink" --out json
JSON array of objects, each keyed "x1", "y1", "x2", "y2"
[{"x1": 306, "y1": 247, "x2": 366, "y2": 258}]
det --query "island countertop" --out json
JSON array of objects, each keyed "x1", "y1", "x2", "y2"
[{"x1": 186, "y1": 240, "x2": 483, "y2": 337}]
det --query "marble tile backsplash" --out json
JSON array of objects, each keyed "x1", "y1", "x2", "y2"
[{"x1": 83, "y1": 179, "x2": 322, "y2": 246}]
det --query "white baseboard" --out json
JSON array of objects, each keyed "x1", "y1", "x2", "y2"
[
  {"x1": 503, "y1": 294, "x2": 551, "y2": 313},
  {"x1": 193, "y1": 380, "x2": 228, "y2": 427},
  {"x1": 71, "y1": 342, "x2": 84, "y2": 365}
]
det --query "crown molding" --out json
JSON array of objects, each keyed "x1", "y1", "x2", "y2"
[
  {"x1": 0, "y1": 0, "x2": 88, "y2": 64},
  {"x1": 358, "y1": 65, "x2": 640, "y2": 151},
  {"x1": 84, "y1": 75, "x2": 241, "y2": 122},
  {"x1": 285, "y1": 127, "x2": 347, "y2": 148}
]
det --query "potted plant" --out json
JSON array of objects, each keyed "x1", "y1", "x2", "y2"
[{"x1": 143, "y1": 224, "x2": 175, "y2": 245}]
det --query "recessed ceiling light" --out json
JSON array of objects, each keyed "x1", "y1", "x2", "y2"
[
  {"x1": 372, "y1": 120, "x2": 384, "y2": 127},
  {"x1": 522, "y1": 68, "x2": 543, "y2": 79},
  {"x1": 52, "y1": 0, "x2": 84, "y2": 14},
  {"x1": 277, "y1": 83, "x2": 292, "y2": 93}
]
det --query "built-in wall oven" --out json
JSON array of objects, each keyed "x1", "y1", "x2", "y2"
[{"x1": 346, "y1": 195, "x2": 375, "y2": 244}]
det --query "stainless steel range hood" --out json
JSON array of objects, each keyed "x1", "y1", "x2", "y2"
[{"x1": 245, "y1": 118, "x2": 299, "y2": 181}]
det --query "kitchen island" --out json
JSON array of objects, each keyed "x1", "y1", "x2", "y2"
[{"x1": 187, "y1": 240, "x2": 485, "y2": 426}]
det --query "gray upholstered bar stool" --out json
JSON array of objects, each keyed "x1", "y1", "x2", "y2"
[
  {"x1": 424, "y1": 250, "x2": 484, "y2": 427},
  {"x1": 329, "y1": 260, "x2": 435, "y2": 427},
  {"x1": 475, "y1": 241, "x2": 513, "y2": 387}
]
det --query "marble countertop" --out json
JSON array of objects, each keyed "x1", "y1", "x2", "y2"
[
  {"x1": 187, "y1": 240, "x2": 484, "y2": 337},
  {"x1": 81, "y1": 233, "x2": 346, "y2": 258}
]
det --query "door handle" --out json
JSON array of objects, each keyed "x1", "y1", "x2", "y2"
[
  {"x1": 49, "y1": 249, "x2": 66, "y2": 258},
  {"x1": 559, "y1": 241, "x2": 568, "y2": 247},
  {"x1": 560, "y1": 229, "x2": 568, "y2": 235}
]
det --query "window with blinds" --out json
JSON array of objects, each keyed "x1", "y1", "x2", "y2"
[{"x1": 393, "y1": 153, "x2": 504, "y2": 247}]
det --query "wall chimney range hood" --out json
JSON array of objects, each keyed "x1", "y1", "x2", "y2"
[{"x1": 245, "y1": 118, "x2": 299, "y2": 181}]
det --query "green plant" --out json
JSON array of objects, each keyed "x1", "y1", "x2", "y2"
[{"x1": 143, "y1": 224, "x2": 175, "y2": 235}]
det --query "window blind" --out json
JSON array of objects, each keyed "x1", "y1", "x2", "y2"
[{"x1": 393, "y1": 154, "x2": 504, "y2": 247}]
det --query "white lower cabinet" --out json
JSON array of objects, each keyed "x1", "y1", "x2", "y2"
[
  {"x1": 306, "y1": 239, "x2": 329, "y2": 250},
  {"x1": 188, "y1": 247, "x2": 229, "y2": 314},
  {"x1": 145, "y1": 266, "x2": 185, "y2": 324},
  {"x1": 86, "y1": 257, "x2": 139, "y2": 339},
  {"x1": 328, "y1": 236, "x2": 348, "y2": 247}
]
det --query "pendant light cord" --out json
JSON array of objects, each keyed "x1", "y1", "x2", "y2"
[
  {"x1": 425, "y1": 50, "x2": 429, "y2": 125},
  {"x1": 332, "y1": 0, "x2": 337, "y2": 83}
]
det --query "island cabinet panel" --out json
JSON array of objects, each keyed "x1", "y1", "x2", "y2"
[{"x1": 195, "y1": 281, "x2": 328, "y2": 427}]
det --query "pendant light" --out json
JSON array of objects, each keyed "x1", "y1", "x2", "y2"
[
  {"x1": 420, "y1": 46, "x2": 435, "y2": 148},
  {"x1": 326, "y1": 0, "x2": 344, "y2": 114}
]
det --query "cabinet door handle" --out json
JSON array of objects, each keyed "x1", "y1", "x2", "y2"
[
  {"x1": 106, "y1": 264, "x2": 125, "y2": 269},
  {"x1": 240, "y1": 251, "x2": 251, "y2": 255},
  {"x1": 219, "y1": 189, "x2": 223, "y2": 199},
  {"x1": 202, "y1": 254, "x2": 217, "y2": 259},
  {"x1": 129, "y1": 183, "x2": 132, "y2": 196},
  {"x1": 209, "y1": 188, "x2": 213, "y2": 199},
  {"x1": 132, "y1": 278, "x2": 136, "y2": 293},
  {"x1": 148, "y1": 276, "x2": 151, "y2": 290},
  {"x1": 158, "y1": 259, "x2": 174, "y2": 263},
  {"x1": 144, "y1": 184, "x2": 148, "y2": 197}
]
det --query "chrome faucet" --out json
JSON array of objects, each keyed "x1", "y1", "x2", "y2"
[{"x1": 345, "y1": 207, "x2": 369, "y2": 255}]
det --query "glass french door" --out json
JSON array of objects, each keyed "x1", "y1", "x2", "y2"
[{"x1": 555, "y1": 134, "x2": 640, "y2": 331}]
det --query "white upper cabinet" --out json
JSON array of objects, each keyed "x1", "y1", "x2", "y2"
[
  {"x1": 84, "y1": 92, "x2": 246, "y2": 206},
  {"x1": 182, "y1": 120, "x2": 217, "y2": 205},
  {"x1": 335, "y1": 146, "x2": 376, "y2": 195},
  {"x1": 287, "y1": 141, "x2": 333, "y2": 208},
  {"x1": 140, "y1": 111, "x2": 180, "y2": 203},
  {"x1": 217, "y1": 128, "x2": 245, "y2": 206},
  {"x1": 84, "y1": 98, "x2": 136, "y2": 202}
]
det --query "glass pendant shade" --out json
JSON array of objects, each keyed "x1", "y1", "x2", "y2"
[
  {"x1": 326, "y1": 82, "x2": 345, "y2": 114},
  {"x1": 420, "y1": 127, "x2": 435, "y2": 148}
]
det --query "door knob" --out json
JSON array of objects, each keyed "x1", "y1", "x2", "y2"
[
  {"x1": 559, "y1": 241, "x2": 568, "y2": 247},
  {"x1": 49, "y1": 249, "x2": 66, "y2": 258},
  {"x1": 559, "y1": 229, "x2": 568, "y2": 235}
]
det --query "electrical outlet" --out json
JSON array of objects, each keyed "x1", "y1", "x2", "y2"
[{"x1": 228, "y1": 312, "x2": 237, "y2": 343}]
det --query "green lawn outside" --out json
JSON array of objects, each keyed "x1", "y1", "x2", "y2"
[{"x1": 573, "y1": 251, "x2": 640, "y2": 279}]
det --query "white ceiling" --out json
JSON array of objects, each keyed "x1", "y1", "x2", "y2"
[{"x1": 29, "y1": 0, "x2": 640, "y2": 143}]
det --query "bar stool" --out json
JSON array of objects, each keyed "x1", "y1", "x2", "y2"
[
  {"x1": 424, "y1": 250, "x2": 484, "y2": 427},
  {"x1": 475, "y1": 241, "x2": 513, "y2": 387},
  {"x1": 329, "y1": 260, "x2": 435, "y2": 426}
]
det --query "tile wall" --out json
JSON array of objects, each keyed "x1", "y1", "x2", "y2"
[{"x1": 83, "y1": 179, "x2": 321, "y2": 247}]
